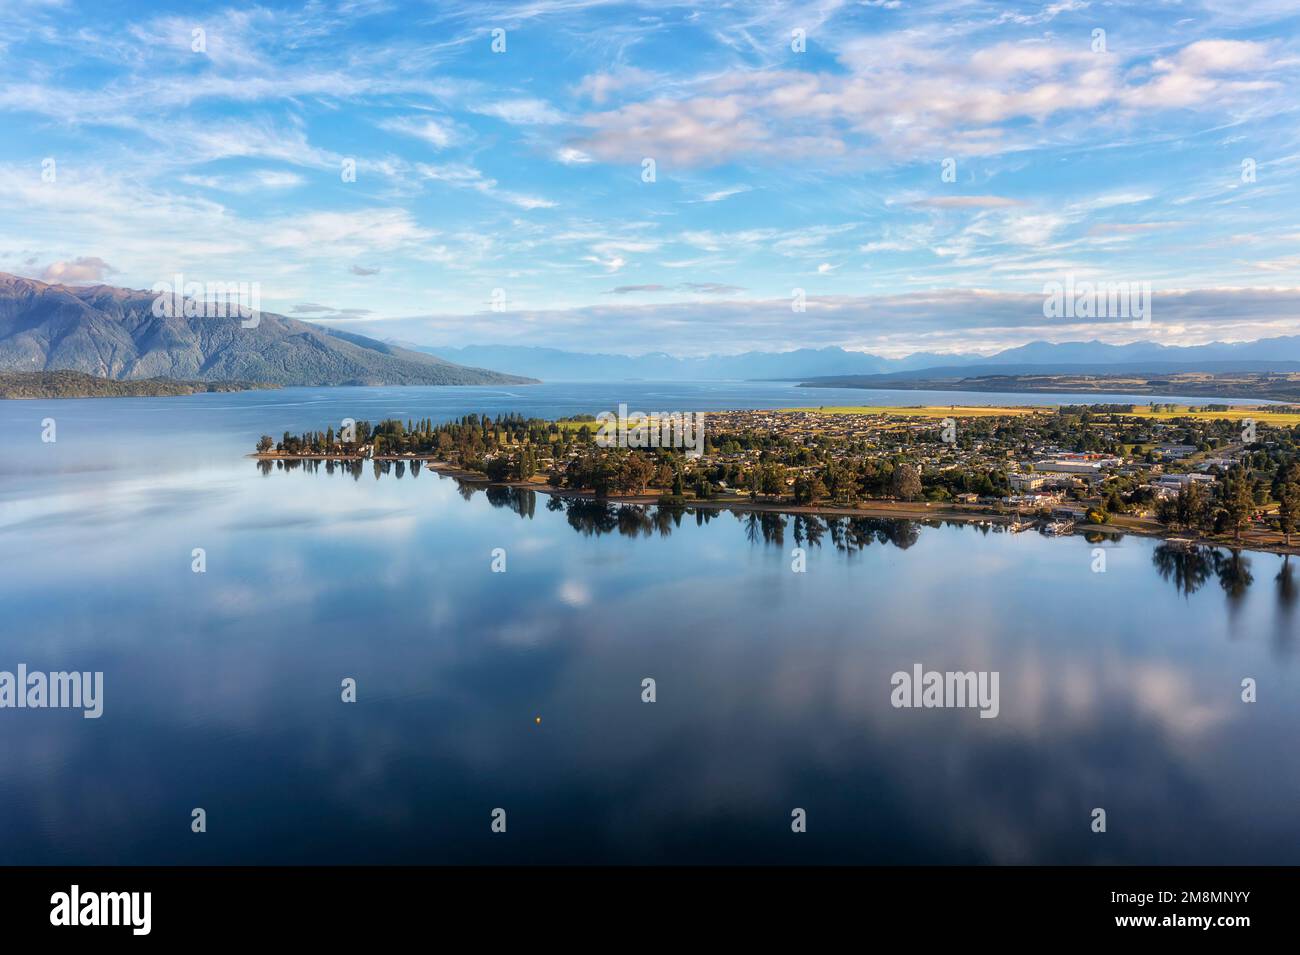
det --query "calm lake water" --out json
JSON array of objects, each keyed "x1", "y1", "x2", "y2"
[{"x1": 0, "y1": 382, "x2": 1296, "y2": 864}]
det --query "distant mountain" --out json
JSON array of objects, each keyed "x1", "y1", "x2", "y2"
[
  {"x1": 796, "y1": 369, "x2": 1300, "y2": 402},
  {"x1": 411, "y1": 344, "x2": 976, "y2": 381},
  {"x1": 0, "y1": 274, "x2": 536, "y2": 387},
  {"x1": 979, "y1": 337, "x2": 1300, "y2": 367},
  {"x1": 406, "y1": 339, "x2": 1300, "y2": 382},
  {"x1": 802, "y1": 359, "x2": 1300, "y2": 388}
]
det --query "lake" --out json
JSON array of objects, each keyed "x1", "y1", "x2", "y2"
[{"x1": 0, "y1": 382, "x2": 1296, "y2": 864}]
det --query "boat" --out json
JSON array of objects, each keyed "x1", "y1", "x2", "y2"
[{"x1": 1044, "y1": 520, "x2": 1076, "y2": 536}]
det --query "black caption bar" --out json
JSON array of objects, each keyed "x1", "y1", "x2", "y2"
[{"x1": 0, "y1": 866, "x2": 1289, "y2": 941}]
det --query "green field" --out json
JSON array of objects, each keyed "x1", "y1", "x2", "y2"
[
  {"x1": 783, "y1": 405, "x2": 1046, "y2": 418},
  {"x1": 784, "y1": 404, "x2": 1300, "y2": 425},
  {"x1": 555, "y1": 418, "x2": 602, "y2": 433},
  {"x1": 1121, "y1": 406, "x2": 1300, "y2": 425}
]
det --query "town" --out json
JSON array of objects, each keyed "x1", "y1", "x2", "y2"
[{"x1": 254, "y1": 403, "x2": 1300, "y2": 554}]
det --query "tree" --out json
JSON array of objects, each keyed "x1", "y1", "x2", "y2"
[
  {"x1": 256, "y1": 435, "x2": 274, "y2": 453},
  {"x1": 890, "y1": 463, "x2": 922, "y2": 502},
  {"x1": 1155, "y1": 495, "x2": 1178, "y2": 528},
  {"x1": 1219, "y1": 470, "x2": 1255, "y2": 542},
  {"x1": 1175, "y1": 481, "x2": 1208, "y2": 530},
  {"x1": 513, "y1": 447, "x2": 536, "y2": 481},
  {"x1": 1278, "y1": 468, "x2": 1300, "y2": 546},
  {"x1": 760, "y1": 463, "x2": 787, "y2": 498},
  {"x1": 793, "y1": 474, "x2": 828, "y2": 504},
  {"x1": 617, "y1": 453, "x2": 655, "y2": 494}
]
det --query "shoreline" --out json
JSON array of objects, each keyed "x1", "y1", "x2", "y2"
[{"x1": 251, "y1": 452, "x2": 1300, "y2": 558}]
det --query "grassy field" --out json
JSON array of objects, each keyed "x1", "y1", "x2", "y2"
[
  {"x1": 555, "y1": 418, "x2": 602, "y2": 433},
  {"x1": 517, "y1": 405, "x2": 1300, "y2": 429},
  {"x1": 1121, "y1": 406, "x2": 1300, "y2": 425},
  {"x1": 785, "y1": 404, "x2": 1300, "y2": 425},
  {"x1": 783, "y1": 405, "x2": 1047, "y2": 418}
]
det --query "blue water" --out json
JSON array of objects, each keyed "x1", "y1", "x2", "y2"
[{"x1": 0, "y1": 383, "x2": 1295, "y2": 864}]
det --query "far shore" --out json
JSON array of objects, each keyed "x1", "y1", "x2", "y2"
[{"x1": 251, "y1": 451, "x2": 1300, "y2": 558}]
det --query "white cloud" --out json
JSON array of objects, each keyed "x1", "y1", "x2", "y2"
[
  {"x1": 691, "y1": 186, "x2": 751, "y2": 203},
  {"x1": 262, "y1": 209, "x2": 433, "y2": 256},
  {"x1": 38, "y1": 256, "x2": 115, "y2": 283},
  {"x1": 378, "y1": 114, "x2": 458, "y2": 149},
  {"x1": 574, "y1": 67, "x2": 657, "y2": 104},
  {"x1": 574, "y1": 36, "x2": 1285, "y2": 168},
  {"x1": 179, "y1": 169, "x2": 306, "y2": 192},
  {"x1": 416, "y1": 162, "x2": 556, "y2": 209},
  {"x1": 472, "y1": 98, "x2": 565, "y2": 125},
  {"x1": 583, "y1": 254, "x2": 626, "y2": 273},
  {"x1": 555, "y1": 147, "x2": 593, "y2": 164}
]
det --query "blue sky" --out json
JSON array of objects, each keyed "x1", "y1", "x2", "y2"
[{"x1": 1, "y1": 0, "x2": 1298, "y2": 356}]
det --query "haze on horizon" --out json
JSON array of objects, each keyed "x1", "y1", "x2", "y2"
[{"x1": 1, "y1": 0, "x2": 1298, "y2": 359}]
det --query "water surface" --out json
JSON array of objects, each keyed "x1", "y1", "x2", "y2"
[{"x1": 0, "y1": 384, "x2": 1295, "y2": 864}]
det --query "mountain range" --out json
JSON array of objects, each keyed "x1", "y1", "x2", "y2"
[
  {"x1": 5, "y1": 271, "x2": 1299, "y2": 388},
  {"x1": 418, "y1": 339, "x2": 1300, "y2": 382},
  {"x1": 0, "y1": 274, "x2": 535, "y2": 387}
]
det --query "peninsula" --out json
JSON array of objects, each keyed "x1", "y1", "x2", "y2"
[
  {"x1": 1, "y1": 370, "x2": 279, "y2": 399},
  {"x1": 253, "y1": 403, "x2": 1300, "y2": 556}
]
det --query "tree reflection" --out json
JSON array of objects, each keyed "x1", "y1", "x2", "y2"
[
  {"x1": 1213, "y1": 549, "x2": 1253, "y2": 606},
  {"x1": 1276, "y1": 556, "x2": 1296, "y2": 658},
  {"x1": 1152, "y1": 543, "x2": 1215, "y2": 597},
  {"x1": 252, "y1": 464, "x2": 1298, "y2": 601},
  {"x1": 1152, "y1": 543, "x2": 1259, "y2": 604},
  {"x1": 484, "y1": 485, "x2": 536, "y2": 519}
]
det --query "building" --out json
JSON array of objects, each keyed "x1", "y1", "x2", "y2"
[
  {"x1": 1010, "y1": 472, "x2": 1047, "y2": 491},
  {"x1": 1153, "y1": 473, "x2": 1216, "y2": 491}
]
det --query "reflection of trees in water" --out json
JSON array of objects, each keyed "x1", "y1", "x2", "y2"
[
  {"x1": 257, "y1": 457, "x2": 369, "y2": 480},
  {"x1": 616, "y1": 505, "x2": 657, "y2": 538},
  {"x1": 793, "y1": 515, "x2": 825, "y2": 549},
  {"x1": 253, "y1": 462, "x2": 1290, "y2": 598},
  {"x1": 485, "y1": 485, "x2": 536, "y2": 519},
  {"x1": 739, "y1": 511, "x2": 785, "y2": 547},
  {"x1": 517, "y1": 497, "x2": 927, "y2": 551},
  {"x1": 1084, "y1": 530, "x2": 1122, "y2": 545},
  {"x1": 837, "y1": 517, "x2": 920, "y2": 551},
  {"x1": 1152, "y1": 543, "x2": 1215, "y2": 597},
  {"x1": 451, "y1": 480, "x2": 538, "y2": 519},
  {"x1": 563, "y1": 499, "x2": 617, "y2": 536},
  {"x1": 1214, "y1": 549, "x2": 1253, "y2": 606},
  {"x1": 255, "y1": 461, "x2": 940, "y2": 554},
  {"x1": 1275, "y1": 557, "x2": 1296, "y2": 658},
  {"x1": 1152, "y1": 543, "x2": 1256, "y2": 603},
  {"x1": 1277, "y1": 556, "x2": 1296, "y2": 613},
  {"x1": 731, "y1": 511, "x2": 921, "y2": 551}
]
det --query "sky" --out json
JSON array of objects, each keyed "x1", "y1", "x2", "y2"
[{"x1": 1, "y1": 0, "x2": 1299, "y2": 357}]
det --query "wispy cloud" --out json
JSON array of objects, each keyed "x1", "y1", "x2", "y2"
[{"x1": 0, "y1": 0, "x2": 1297, "y2": 354}]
